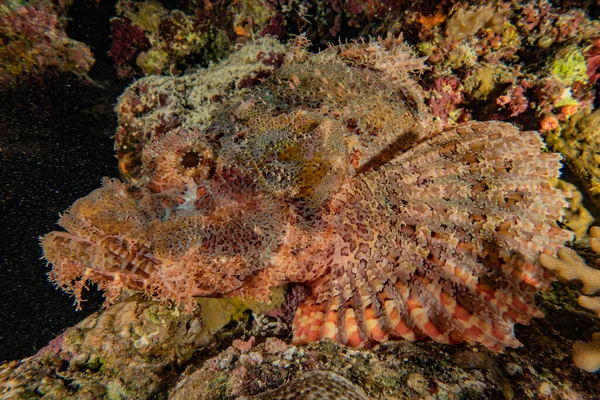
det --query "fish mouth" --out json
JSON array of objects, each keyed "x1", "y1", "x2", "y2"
[
  {"x1": 43, "y1": 227, "x2": 248, "y2": 311},
  {"x1": 41, "y1": 201, "x2": 163, "y2": 308},
  {"x1": 40, "y1": 178, "x2": 248, "y2": 311},
  {"x1": 42, "y1": 231, "x2": 158, "y2": 291}
]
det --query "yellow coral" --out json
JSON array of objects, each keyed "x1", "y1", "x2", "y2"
[
  {"x1": 553, "y1": 180, "x2": 594, "y2": 240},
  {"x1": 197, "y1": 286, "x2": 285, "y2": 332},
  {"x1": 540, "y1": 226, "x2": 600, "y2": 373},
  {"x1": 540, "y1": 247, "x2": 600, "y2": 295},
  {"x1": 446, "y1": 5, "x2": 509, "y2": 41},
  {"x1": 573, "y1": 334, "x2": 600, "y2": 373},
  {"x1": 465, "y1": 65, "x2": 515, "y2": 100},
  {"x1": 122, "y1": 1, "x2": 165, "y2": 33},
  {"x1": 546, "y1": 108, "x2": 600, "y2": 208},
  {"x1": 550, "y1": 46, "x2": 588, "y2": 86}
]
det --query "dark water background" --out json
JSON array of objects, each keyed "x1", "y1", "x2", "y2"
[{"x1": 0, "y1": 0, "x2": 127, "y2": 362}]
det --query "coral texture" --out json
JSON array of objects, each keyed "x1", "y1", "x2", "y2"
[
  {"x1": 3, "y1": 295, "x2": 599, "y2": 398},
  {"x1": 108, "y1": 0, "x2": 279, "y2": 77},
  {"x1": 0, "y1": 293, "x2": 278, "y2": 399},
  {"x1": 540, "y1": 226, "x2": 600, "y2": 372},
  {"x1": 545, "y1": 108, "x2": 600, "y2": 209},
  {"x1": 554, "y1": 180, "x2": 595, "y2": 240},
  {"x1": 41, "y1": 38, "x2": 573, "y2": 354},
  {"x1": 0, "y1": 0, "x2": 94, "y2": 86}
]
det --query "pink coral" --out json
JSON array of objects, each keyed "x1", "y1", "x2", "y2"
[
  {"x1": 428, "y1": 75, "x2": 464, "y2": 122},
  {"x1": 587, "y1": 55, "x2": 600, "y2": 85},
  {"x1": 586, "y1": 38, "x2": 600, "y2": 85},
  {"x1": 496, "y1": 80, "x2": 532, "y2": 117}
]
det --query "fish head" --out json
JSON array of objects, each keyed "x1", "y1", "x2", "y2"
[{"x1": 41, "y1": 107, "x2": 351, "y2": 310}]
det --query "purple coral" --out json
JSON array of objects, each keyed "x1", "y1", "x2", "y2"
[
  {"x1": 108, "y1": 18, "x2": 150, "y2": 78},
  {"x1": 496, "y1": 80, "x2": 532, "y2": 118}
]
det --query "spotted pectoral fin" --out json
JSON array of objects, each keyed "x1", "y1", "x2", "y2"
[
  {"x1": 292, "y1": 257, "x2": 536, "y2": 351},
  {"x1": 293, "y1": 121, "x2": 573, "y2": 352},
  {"x1": 293, "y1": 258, "x2": 440, "y2": 349},
  {"x1": 290, "y1": 226, "x2": 553, "y2": 352},
  {"x1": 292, "y1": 273, "x2": 423, "y2": 348}
]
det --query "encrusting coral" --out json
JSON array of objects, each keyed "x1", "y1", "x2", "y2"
[
  {"x1": 545, "y1": 108, "x2": 600, "y2": 209},
  {"x1": 540, "y1": 226, "x2": 600, "y2": 373},
  {"x1": 3, "y1": 298, "x2": 599, "y2": 398},
  {"x1": 0, "y1": 293, "x2": 285, "y2": 399},
  {"x1": 108, "y1": 0, "x2": 282, "y2": 77},
  {"x1": 41, "y1": 36, "x2": 574, "y2": 355},
  {"x1": 0, "y1": 0, "x2": 95, "y2": 86}
]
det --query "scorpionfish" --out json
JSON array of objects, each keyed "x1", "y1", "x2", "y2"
[{"x1": 42, "y1": 39, "x2": 573, "y2": 352}]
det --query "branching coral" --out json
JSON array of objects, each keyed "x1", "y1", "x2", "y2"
[
  {"x1": 554, "y1": 180, "x2": 595, "y2": 240},
  {"x1": 540, "y1": 226, "x2": 600, "y2": 373}
]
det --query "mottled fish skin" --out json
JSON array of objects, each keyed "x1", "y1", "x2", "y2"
[
  {"x1": 242, "y1": 371, "x2": 370, "y2": 400},
  {"x1": 41, "y1": 39, "x2": 573, "y2": 352}
]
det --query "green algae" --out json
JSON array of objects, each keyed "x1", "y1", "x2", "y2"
[{"x1": 551, "y1": 47, "x2": 588, "y2": 85}]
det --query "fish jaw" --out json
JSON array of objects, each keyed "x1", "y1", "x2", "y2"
[
  {"x1": 40, "y1": 177, "x2": 306, "y2": 312},
  {"x1": 41, "y1": 179, "x2": 164, "y2": 308}
]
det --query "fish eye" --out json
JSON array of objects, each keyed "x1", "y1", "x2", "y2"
[{"x1": 182, "y1": 151, "x2": 201, "y2": 168}]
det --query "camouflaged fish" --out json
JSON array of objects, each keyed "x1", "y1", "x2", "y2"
[{"x1": 41, "y1": 39, "x2": 573, "y2": 352}]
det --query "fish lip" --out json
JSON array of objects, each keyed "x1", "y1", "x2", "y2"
[{"x1": 42, "y1": 229, "x2": 160, "y2": 282}]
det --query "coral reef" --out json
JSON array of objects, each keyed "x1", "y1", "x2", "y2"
[
  {"x1": 40, "y1": 36, "x2": 574, "y2": 358},
  {"x1": 3, "y1": 295, "x2": 598, "y2": 398},
  {"x1": 108, "y1": 0, "x2": 281, "y2": 77},
  {"x1": 169, "y1": 329, "x2": 600, "y2": 398},
  {"x1": 406, "y1": 2, "x2": 600, "y2": 135},
  {"x1": 103, "y1": 0, "x2": 600, "y2": 161},
  {"x1": 0, "y1": 0, "x2": 95, "y2": 86},
  {"x1": 0, "y1": 293, "x2": 284, "y2": 399},
  {"x1": 110, "y1": 0, "x2": 213, "y2": 77},
  {"x1": 545, "y1": 108, "x2": 600, "y2": 209},
  {"x1": 541, "y1": 226, "x2": 600, "y2": 373}
]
